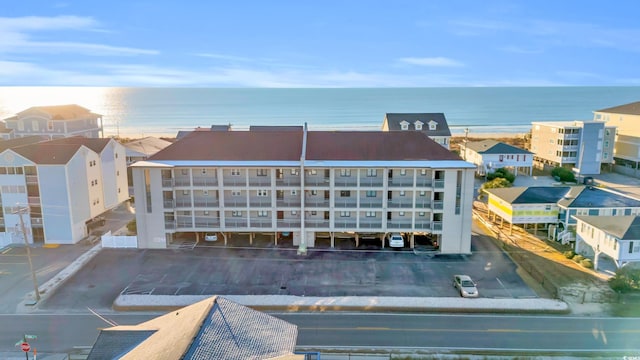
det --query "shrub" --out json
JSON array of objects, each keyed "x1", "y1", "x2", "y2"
[
  {"x1": 563, "y1": 250, "x2": 575, "y2": 259},
  {"x1": 580, "y1": 259, "x2": 593, "y2": 268},
  {"x1": 126, "y1": 219, "x2": 137, "y2": 234},
  {"x1": 481, "y1": 177, "x2": 512, "y2": 193},
  {"x1": 551, "y1": 167, "x2": 576, "y2": 183},
  {"x1": 486, "y1": 168, "x2": 516, "y2": 183},
  {"x1": 572, "y1": 254, "x2": 584, "y2": 263},
  {"x1": 609, "y1": 267, "x2": 640, "y2": 293}
]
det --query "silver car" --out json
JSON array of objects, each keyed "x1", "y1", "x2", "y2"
[{"x1": 453, "y1": 274, "x2": 479, "y2": 298}]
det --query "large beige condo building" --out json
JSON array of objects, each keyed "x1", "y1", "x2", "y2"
[
  {"x1": 593, "y1": 101, "x2": 640, "y2": 177},
  {"x1": 131, "y1": 127, "x2": 475, "y2": 254}
]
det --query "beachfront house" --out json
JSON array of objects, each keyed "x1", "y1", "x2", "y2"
[
  {"x1": 594, "y1": 101, "x2": 640, "y2": 178},
  {"x1": 382, "y1": 113, "x2": 452, "y2": 149},
  {"x1": 574, "y1": 215, "x2": 640, "y2": 270},
  {"x1": 0, "y1": 122, "x2": 14, "y2": 140},
  {"x1": 88, "y1": 296, "x2": 302, "y2": 360},
  {"x1": 529, "y1": 120, "x2": 616, "y2": 175},
  {"x1": 131, "y1": 126, "x2": 476, "y2": 254},
  {"x1": 463, "y1": 139, "x2": 533, "y2": 176},
  {"x1": 2, "y1": 104, "x2": 103, "y2": 139},
  {"x1": 0, "y1": 137, "x2": 128, "y2": 247},
  {"x1": 484, "y1": 186, "x2": 570, "y2": 235}
]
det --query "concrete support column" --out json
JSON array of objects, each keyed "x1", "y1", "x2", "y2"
[
  {"x1": 355, "y1": 233, "x2": 359, "y2": 248},
  {"x1": 594, "y1": 251, "x2": 600, "y2": 271},
  {"x1": 250, "y1": 232, "x2": 254, "y2": 245},
  {"x1": 330, "y1": 232, "x2": 335, "y2": 248},
  {"x1": 410, "y1": 233, "x2": 415, "y2": 249},
  {"x1": 274, "y1": 232, "x2": 278, "y2": 246}
]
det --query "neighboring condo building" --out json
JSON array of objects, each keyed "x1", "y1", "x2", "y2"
[
  {"x1": 382, "y1": 113, "x2": 452, "y2": 149},
  {"x1": 0, "y1": 137, "x2": 128, "y2": 246},
  {"x1": 530, "y1": 120, "x2": 615, "y2": 175},
  {"x1": 2, "y1": 104, "x2": 103, "y2": 139},
  {"x1": 593, "y1": 101, "x2": 640, "y2": 177},
  {"x1": 131, "y1": 127, "x2": 475, "y2": 254}
]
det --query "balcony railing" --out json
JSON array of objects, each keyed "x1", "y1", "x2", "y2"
[
  {"x1": 165, "y1": 221, "x2": 176, "y2": 230},
  {"x1": 225, "y1": 218, "x2": 249, "y2": 227},
  {"x1": 249, "y1": 199, "x2": 272, "y2": 207},
  {"x1": 248, "y1": 178, "x2": 272, "y2": 186},
  {"x1": 277, "y1": 219, "x2": 301, "y2": 228},
  {"x1": 434, "y1": 180, "x2": 445, "y2": 188},
  {"x1": 26, "y1": 175, "x2": 38, "y2": 184},
  {"x1": 432, "y1": 221, "x2": 443, "y2": 231},
  {"x1": 388, "y1": 200, "x2": 413, "y2": 208},
  {"x1": 334, "y1": 177, "x2": 358, "y2": 187},
  {"x1": 414, "y1": 221, "x2": 432, "y2": 230},
  {"x1": 162, "y1": 178, "x2": 173, "y2": 187},
  {"x1": 305, "y1": 199, "x2": 330, "y2": 207},
  {"x1": 359, "y1": 200, "x2": 383, "y2": 208},
  {"x1": 192, "y1": 177, "x2": 218, "y2": 186},
  {"x1": 224, "y1": 200, "x2": 248, "y2": 207},
  {"x1": 175, "y1": 199, "x2": 192, "y2": 207},
  {"x1": 333, "y1": 220, "x2": 357, "y2": 229},
  {"x1": 415, "y1": 179, "x2": 433, "y2": 187},
  {"x1": 28, "y1": 196, "x2": 40, "y2": 205},
  {"x1": 249, "y1": 218, "x2": 273, "y2": 228},
  {"x1": 174, "y1": 178, "x2": 191, "y2": 186},
  {"x1": 276, "y1": 178, "x2": 301, "y2": 186},
  {"x1": 276, "y1": 199, "x2": 301, "y2": 207},
  {"x1": 415, "y1": 200, "x2": 432, "y2": 209},
  {"x1": 334, "y1": 199, "x2": 357, "y2": 208},
  {"x1": 193, "y1": 199, "x2": 220, "y2": 207},
  {"x1": 163, "y1": 199, "x2": 174, "y2": 209},
  {"x1": 194, "y1": 217, "x2": 220, "y2": 227},
  {"x1": 222, "y1": 178, "x2": 247, "y2": 186},
  {"x1": 359, "y1": 178, "x2": 384, "y2": 187},
  {"x1": 176, "y1": 217, "x2": 193, "y2": 228},
  {"x1": 433, "y1": 201, "x2": 444, "y2": 210},
  {"x1": 387, "y1": 221, "x2": 412, "y2": 229},
  {"x1": 359, "y1": 221, "x2": 383, "y2": 229},
  {"x1": 388, "y1": 180, "x2": 414, "y2": 187},
  {"x1": 31, "y1": 217, "x2": 43, "y2": 226},
  {"x1": 305, "y1": 219, "x2": 330, "y2": 228},
  {"x1": 305, "y1": 177, "x2": 330, "y2": 186}
]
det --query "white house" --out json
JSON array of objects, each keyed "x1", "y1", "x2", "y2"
[
  {"x1": 574, "y1": 215, "x2": 640, "y2": 270},
  {"x1": 2, "y1": 104, "x2": 103, "y2": 139},
  {"x1": 382, "y1": 113, "x2": 452, "y2": 149},
  {"x1": 463, "y1": 140, "x2": 533, "y2": 176},
  {"x1": 0, "y1": 137, "x2": 128, "y2": 245},
  {"x1": 131, "y1": 126, "x2": 476, "y2": 254}
]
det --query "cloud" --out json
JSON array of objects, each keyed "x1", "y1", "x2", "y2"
[
  {"x1": 398, "y1": 57, "x2": 464, "y2": 67},
  {"x1": 193, "y1": 53, "x2": 252, "y2": 62},
  {"x1": 0, "y1": 15, "x2": 157, "y2": 56}
]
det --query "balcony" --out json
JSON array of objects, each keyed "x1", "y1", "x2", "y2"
[
  {"x1": 414, "y1": 221, "x2": 432, "y2": 230},
  {"x1": 432, "y1": 221, "x2": 443, "y2": 231},
  {"x1": 28, "y1": 196, "x2": 40, "y2": 205},
  {"x1": 305, "y1": 219, "x2": 330, "y2": 228},
  {"x1": 388, "y1": 179, "x2": 414, "y2": 187},
  {"x1": 276, "y1": 178, "x2": 301, "y2": 186},
  {"x1": 305, "y1": 199, "x2": 330, "y2": 207},
  {"x1": 359, "y1": 178, "x2": 384, "y2": 187},
  {"x1": 225, "y1": 218, "x2": 248, "y2": 228},
  {"x1": 387, "y1": 221, "x2": 412, "y2": 229},
  {"x1": 31, "y1": 217, "x2": 43, "y2": 226},
  {"x1": 333, "y1": 219, "x2": 357, "y2": 229},
  {"x1": 165, "y1": 220, "x2": 176, "y2": 230},
  {"x1": 277, "y1": 219, "x2": 301, "y2": 228},
  {"x1": 249, "y1": 218, "x2": 273, "y2": 228},
  {"x1": 388, "y1": 200, "x2": 413, "y2": 208},
  {"x1": 175, "y1": 198, "x2": 192, "y2": 207},
  {"x1": 434, "y1": 180, "x2": 445, "y2": 188},
  {"x1": 174, "y1": 178, "x2": 191, "y2": 187},
  {"x1": 162, "y1": 178, "x2": 173, "y2": 187},
  {"x1": 432, "y1": 201, "x2": 444, "y2": 210},
  {"x1": 222, "y1": 178, "x2": 247, "y2": 186},
  {"x1": 248, "y1": 177, "x2": 272, "y2": 186},
  {"x1": 276, "y1": 199, "x2": 301, "y2": 207},
  {"x1": 249, "y1": 198, "x2": 272, "y2": 207},
  {"x1": 192, "y1": 177, "x2": 218, "y2": 187},
  {"x1": 194, "y1": 217, "x2": 220, "y2": 228},
  {"x1": 415, "y1": 178, "x2": 433, "y2": 187},
  {"x1": 305, "y1": 177, "x2": 330, "y2": 186},
  {"x1": 193, "y1": 199, "x2": 220, "y2": 207},
  {"x1": 176, "y1": 216, "x2": 193, "y2": 228},
  {"x1": 359, "y1": 200, "x2": 383, "y2": 208},
  {"x1": 26, "y1": 175, "x2": 38, "y2": 184},
  {"x1": 224, "y1": 200, "x2": 248, "y2": 207},
  {"x1": 334, "y1": 199, "x2": 357, "y2": 208},
  {"x1": 334, "y1": 177, "x2": 358, "y2": 187},
  {"x1": 163, "y1": 199, "x2": 174, "y2": 209},
  {"x1": 415, "y1": 200, "x2": 432, "y2": 209},
  {"x1": 359, "y1": 221, "x2": 383, "y2": 229}
]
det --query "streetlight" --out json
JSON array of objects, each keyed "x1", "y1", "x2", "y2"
[{"x1": 16, "y1": 206, "x2": 41, "y2": 303}]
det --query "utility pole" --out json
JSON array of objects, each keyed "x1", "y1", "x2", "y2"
[
  {"x1": 17, "y1": 206, "x2": 41, "y2": 303},
  {"x1": 463, "y1": 128, "x2": 469, "y2": 160}
]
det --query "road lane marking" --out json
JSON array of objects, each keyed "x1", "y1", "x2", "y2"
[
  {"x1": 299, "y1": 327, "x2": 640, "y2": 334},
  {"x1": 356, "y1": 327, "x2": 391, "y2": 330}
]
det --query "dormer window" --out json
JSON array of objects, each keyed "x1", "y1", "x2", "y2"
[
  {"x1": 414, "y1": 120, "x2": 424, "y2": 130},
  {"x1": 400, "y1": 120, "x2": 409, "y2": 130},
  {"x1": 428, "y1": 120, "x2": 438, "y2": 130}
]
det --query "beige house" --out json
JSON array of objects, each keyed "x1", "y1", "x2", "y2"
[
  {"x1": 530, "y1": 120, "x2": 615, "y2": 175},
  {"x1": 594, "y1": 101, "x2": 640, "y2": 177},
  {"x1": 2, "y1": 104, "x2": 103, "y2": 139}
]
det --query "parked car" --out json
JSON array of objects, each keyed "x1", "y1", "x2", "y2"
[
  {"x1": 453, "y1": 274, "x2": 479, "y2": 298},
  {"x1": 387, "y1": 233, "x2": 404, "y2": 248},
  {"x1": 204, "y1": 233, "x2": 218, "y2": 242}
]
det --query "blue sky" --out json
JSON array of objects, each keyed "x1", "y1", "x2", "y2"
[{"x1": 2, "y1": 1, "x2": 639, "y2": 87}]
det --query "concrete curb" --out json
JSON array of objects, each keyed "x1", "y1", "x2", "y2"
[{"x1": 113, "y1": 294, "x2": 570, "y2": 314}]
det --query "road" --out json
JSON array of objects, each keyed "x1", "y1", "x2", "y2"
[{"x1": 2, "y1": 313, "x2": 639, "y2": 356}]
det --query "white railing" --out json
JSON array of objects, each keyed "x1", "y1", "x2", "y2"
[{"x1": 101, "y1": 231, "x2": 137, "y2": 248}]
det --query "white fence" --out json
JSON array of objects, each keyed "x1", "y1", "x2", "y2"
[{"x1": 101, "y1": 231, "x2": 138, "y2": 248}]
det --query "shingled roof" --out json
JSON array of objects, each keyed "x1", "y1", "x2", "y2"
[
  {"x1": 16, "y1": 104, "x2": 100, "y2": 120},
  {"x1": 383, "y1": 113, "x2": 452, "y2": 136},
  {"x1": 559, "y1": 186, "x2": 640, "y2": 208},
  {"x1": 87, "y1": 296, "x2": 300, "y2": 360},
  {"x1": 595, "y1": 101, "x2": 640, "y2": 115},
  {"x1": 574, "y1": 215, "x2": 640, "y2": 240},
  {"x1": 485, "y1": 186, "x2": 571, "y2": 204},
  {"x1": 465, "y1": 139, "x2": 532, "y2": 155}
]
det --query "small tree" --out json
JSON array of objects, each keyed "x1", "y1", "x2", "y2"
[
  {"x1": 481, "y1": 177, "x2": 512, "y2": 193},
  {"x1": 609, "y1": 266, "x2": 640, "y2": 293},
  {"x1": 126, "y1": 219, "x2": 137, "y2": 234},
  {"x1": 551, "y1": 167, "x2": 576, "y2": 183},
  {"x1": 487, "y1": 168, "x2": 515, "y2": 183}
]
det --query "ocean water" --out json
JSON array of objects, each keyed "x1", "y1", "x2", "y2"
[{"x1": 0, "y1": 87, "x2": 639, "y2": 138}]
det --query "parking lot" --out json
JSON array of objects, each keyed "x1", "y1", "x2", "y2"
[{"x1": 40, "y1": 233, "x2": 536, "y2": 311}]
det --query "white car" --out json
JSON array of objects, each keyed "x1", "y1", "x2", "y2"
[
  {"x1": 204, "y1": 233, "x2": 218, "y2": 242},
  {"x1": 387, "y1": 233, "x2": 404, "y2": 248},
  {"x1": 453, "y1": 274, "x2": 479, "y2": 298}
]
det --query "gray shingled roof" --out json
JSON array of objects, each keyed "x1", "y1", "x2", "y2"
[
  {"x1": 0, "y1": 136, "x2": 47, "y2": 152},
  {"x1": 183, "y1": 297, "x2": 298, "y2": 360},
  {"x1": 384, "y1": 113, "x2": 452, "y2": 136},
  {"x1": 87, "y1": 330, "x2": 156, "y2": 360},
  {"x1": 560, "y1": 186, "x2": 640, "y2": 208},
  {"x1": 574, "y1": 215, "x2": 640, "y2": 240},
  {"x1": 485, "y1": 186, "x2": 570, "y2": 204},
  {"x1": 595, "y1": 101, "x2": 640, "y2": 115},
  {"x1": 465, "y1": 140, "x2": 532, "y2": 155}
]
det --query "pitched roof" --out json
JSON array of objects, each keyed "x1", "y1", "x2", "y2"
[
  {"x1": 123, "y1": 136, "x2": 173, "y2": 158},
  {"x1": 574, "y1": 215, "x2": 640, "y2": 240},
  {"x1": 16, "y1": 104, "x2": 100, "y2": 120},
  {"x1": 486, "y1": 186, "x2": 570, "y2": 204},
  {"x1": 0, "y1": 136, "x2": 48, "y2": 152},
  {"x1": 45, "y1": 136, "x2": 111, "y2": 153},
  {"x1": 306, "y1": 131, "x2": 460, "y2": 161},
  {"x1": 152, "y1": 130, "x2": 461, "y2": 162},
  {"x1": 250, "y1": 126, "x2": 304, "y2": 131},
  {"x1": 560, "y1": 186, "x2": 640, "y2": 208},
  {"x1": 11, "y1": 143, "x2": 83, "y2": 164},
  {"x1": 384, "y1": 113, "x2": 452, "y2": 136},
  {"x1": 595, "y1": 101, "x2": 640, "y2": 115},
  {"x1": 465, "y1": 140, "x2": 532, "y2": 155},
  {"x1": 88, "y1": 296, "x2": 299, "y2": 360}
]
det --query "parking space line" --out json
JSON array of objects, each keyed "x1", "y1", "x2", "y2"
[{"x1": 496, "y1": 277, "x2": 513, "y2": 298}]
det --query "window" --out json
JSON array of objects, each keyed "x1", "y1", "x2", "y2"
[
  {"x1": 203, "y1": 190, "x2": 209, "y2": 196},
  {"x1": 420, "y1": 169, "x2": 427, "y2": 176},
  {"x1": 428, "y1": 121, "x2": 437, "y2": 130},
  {"x1": 231, "y1": 169, "x2": 240, "y2": 176},
  {"x1": 48, "y1": 121, "x2": 54, "y2": 131},
  {"x1": 204, "y1": 210, "x2": 209, "y2": 215},
  {"x1": 181, "y1": 169, "x2": 188, "y2": 175},
  {"x1": 17, "y1": 121, "x2": 24, "y2": 131},
  {"x1": 365, "y1": 211, "x2": 376, "y2": 217},
  {"x1": 419, "y1": 212, "x2": 425, "y2": 216},
  {"x1": 116, "y1": 170, "x2": 120, "y2": 176},
  {"x1": 291, "y1": 190, "x2": 298, "y2": 195},
  {"x1": 311, "y1": 211, "x2": 317, "y2": 215},
  {"x1": 414, "y1": 121, "x2": 423, "y2": 130},
  {"x1": 340, "y1": 169, "x2": 351, "y2": 177},
  {"x1": 258, "y1": 211, "x2": 268, "y2": 217},
  {"x1": 366, "y1": 169, "x2": 377, "y2": 177},
  {"x1": 399, "y1": 211, "x2": 405, "y2": 216},
  {"x1": 366, "y1": 190, "x2": 376, "y2": 197},
  {"x1": 400, "y1": 121, "x2": 409, "y2": 130},
  {"x1": 231, "y1": 190, "x2": 241, "y2": 197},
  {"x1": 291, "y1": 210, "x2": 297, "y2": 215},
  {"x1": 257, "y1": 169, "x2": 268, "y2": 176},
  {"x1": 311, "y1": 190, "x2": 318, "y2": 195},
  {"x1": 257, "y1": 189, "x2": 268, "y2": 197},
  {"x1": 419, "y1": 191, "x2": 426, "y2": 197},
  {"x1": 340, "y1": 190, "x2": 350, "y2": 197},
  {"x1": 182, "y1": 190, "x2": 189, "y2": 195},
  {"x1": 629, "y1": 241, "x2": 634, "y2": 254},
  {"x1": 201, "y1": 169, "x2": 207, "y2": 174},
  {"x1": 310, "y1": 169, "x2": 317, "y2": 175},
  {"x1": 232, "y1": 211, "x2": 242, "y2": 217},
  {"x1": 399, "y1": 191, "x2": 405, "y2": 197},
  {"x1": 399, "y1": 169, "x2": 406, "y2": 176},
  {"x1": 291, "y1": 169, "x2": 299, "y2": 176},
  {"x1": 340, "y1": 211, "x2": 350, "y2": 217}
]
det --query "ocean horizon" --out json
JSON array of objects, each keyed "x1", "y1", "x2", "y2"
[{"x1": 1, "y1": 86, "x2": 639, "y2": 138}]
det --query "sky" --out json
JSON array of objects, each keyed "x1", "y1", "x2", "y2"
[{"x1": 1, "y1": 1, "x2": 639, "y2": 87}]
